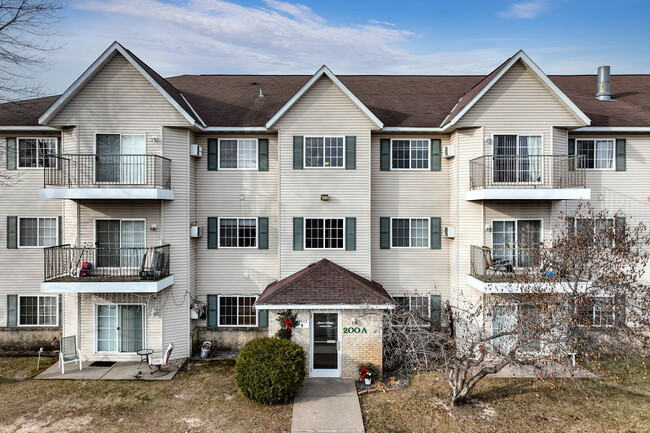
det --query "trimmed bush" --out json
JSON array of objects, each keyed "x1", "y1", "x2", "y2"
[{"x1": 235, "y1": 337, "x2": 306, "y2": 404}]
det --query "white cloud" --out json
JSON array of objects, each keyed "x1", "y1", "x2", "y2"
[
  {"x1": 499, "y1": 0, "x2": 548, "y2": 19},
  {"x1": 368, "y1": 19, "x2": 396, "y2": 27}
]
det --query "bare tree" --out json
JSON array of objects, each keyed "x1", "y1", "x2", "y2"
[
  {"x1": 0, "y1": 0, "x2": 63, "y2": 103},
  {"x1": 384, "y1": 204, "x2": 650, "y2": 406}
]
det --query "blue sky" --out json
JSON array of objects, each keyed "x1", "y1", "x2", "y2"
[{"x1": 37, "y1": 0, "x2": 650, "y2": 95}]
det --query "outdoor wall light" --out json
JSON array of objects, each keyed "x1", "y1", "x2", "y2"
[
  {"x1": 240, "y1": 194, "x2": 245, "y2": 201},
  {"x1": 321, "y1": 194, "x2": 329, "y2": 201}
]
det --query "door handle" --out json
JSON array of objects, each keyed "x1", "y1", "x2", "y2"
[{"x1": 116, "y1": 327, "x2": 120, "y2": 330}]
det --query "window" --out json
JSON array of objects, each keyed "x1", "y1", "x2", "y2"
[
  {"x1": 18, "y1": 217, "x2": 58, "y2": 247},
  {"x1": 391, "y1": 218, "x2": 429, "y2": 248},
  {"x1": 219, "y1": 218, "x2": 257, "y2": 248},
  {"x1": 19, "y1": 296, "x2": 58, "y2": 326},
  {"x1": 576, "y1": 297, "x2": 617, "y2": 327},
  {"x1": 492, "y1": 219, "x2": 542, "y2": 267},
  {"x1": 576, "y1": 139, "x2": 614, "y2": 169},
  {"x1": 18, "y1": 138, "x2": 57, "y2": 168},
  {"x1": 391, "y1": 139, "x2": 429, "y2": 169},
  {"x1": 218, "y1": 295, "x2": 257, "y2": 326},
  {"x1": 575, "y1": 218, "x2": 614, "y2": 247},
  {"x1": 218, "y1": 139, "x2": 257, "y2": 169},
  {"x1": 393, "y1": 296, "x2": 431, "y2": 325},
  {"x1": 305, "y1": 137, "x2": 344, "y2": 168},
  {"x1": 305, "y1": 218, "x2": 344, "y2": 249},
  {"x1": 492, "y1": 303, "x2": 543, "y2": 353}
]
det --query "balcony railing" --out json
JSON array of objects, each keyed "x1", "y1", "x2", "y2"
[
  {"x1": 469, "y1": 155, "x2": 586, "y2": 190},
  {"x1": 44, "y1": 244, "x2": 171, "y2": 282},
  {"x1": 44, "y1": 154, "x2": 171, "y2": 189},
  {"x1": 470, "y1": 245, "x2": 538, "y2": 282}
]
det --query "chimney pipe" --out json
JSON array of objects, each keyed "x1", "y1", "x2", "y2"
[{"x1": 596, "y1": 66, "x2": 611, "y2": 101}]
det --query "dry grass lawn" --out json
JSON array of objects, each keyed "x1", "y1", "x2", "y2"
[
  {"x1": 0, "y1": 356, "x2": 291, "y2": 433},
  {"x1": 361, "y1": 360, "x2": 650, "y2": 433}
]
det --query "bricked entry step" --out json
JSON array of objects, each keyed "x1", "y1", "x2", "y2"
[{"x1": 291, "y1": 378, "x2": 364, "y2": 433}]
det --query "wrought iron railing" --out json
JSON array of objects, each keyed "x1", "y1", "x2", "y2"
[
  {"x1": 469, "y1": 155, "x2": 586, "y2": 190},
  {"x1": 44, "y1": 244, "x2": 171, "y2": 282},
  {"x1": 44, "y1": 154, "x2": 171, "y2": 189}
]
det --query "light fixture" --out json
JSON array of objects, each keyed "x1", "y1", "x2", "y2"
[
  {"x1": 598, "y1": 193, "x2": 605, "y2": 201},
  {"x1": 320, "y1": 194, "x2": 329, "y2": 201},
  {"x1": 485, "y1": 223, "x2": 492, "y2": 232},
  {"x1": 240, "y1": 194, "x2": 245, "y2": 201}
]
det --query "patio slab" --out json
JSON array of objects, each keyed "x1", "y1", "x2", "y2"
[{"x1": 35, "y1": 360, "x2": 182, "y2": 380}]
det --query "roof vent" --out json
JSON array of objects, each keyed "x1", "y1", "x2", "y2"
[
  {"x1": 596, "y1": 66, "x2": 611, "y2": 101},
  {"x1": 258, "y1": 88, "x2": 264, "y2": 98}
]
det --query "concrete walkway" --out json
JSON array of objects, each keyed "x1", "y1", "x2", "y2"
[
  {"x1": 35, "y1": 360, "x2": 181, "y2": 380},
  {"x1": 291, "y1": 379, "x2": 364, "y2": 433}
]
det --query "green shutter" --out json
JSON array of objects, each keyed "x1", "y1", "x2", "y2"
[
  {"x1": 293, "y1": 217, "x2": 304, "y2": 251},
  {"x1": 58, "y1": 216, "x2": 62, "y2": 246},
  {"x1": 345, "y1": 217, "x2": 356, "y2": 251},
  {"x1": 258, "y1": 138, "x2": 269, "y2": 171},
  {"x1": 7, "y1": 295, "x2": 17, "y2": 327},
  {"x1": 616, "y1": 295, "x2": 626, "y2": 326},
  {"x1": 615, "y1": 216, "x2": 625, "y2": 245},
  {"x1": 58, "y1": 294, "x2": 62, "y2": 327},
  {"x1": 258, "y1": 309, "x2": 268, "y2": 328},
  {"x1": 345, "y1": 136, "x2": 356, "y2": 169},
  {"x1": 207, "y1": 295, "x2": 217, "y2": 327},
  {"x1": 6, "y1": 137, "x2": 16, "y2": 170},
  {"x1": 258, "y1": 217, "x2": 268, "y2": 250},
  {"x1": 568, "y1": 138, "x2": 576, "y2": 172},
  {"x1": 207, "y1": 217, "x2": 218, "y2": 249},
  {"x1": 568, "y1": 217, "x2": 576, "y2": 239},
  {"x1": 207, "y1": 139, "x2": 218, "y2": 170},
  {"x1": 293, "y1": 136, "x2": 304, "y2": 169},
  {"x1": 430, "y1": 295, "x2": 442, "y2": 327},
  {"x1": 431, "y1": 139, "x2": 441, "y2": 171},
  {"x1": 430, "y1": 217, "x2": 441, "y2": 249},
  {"x1": 7, "y1": 216, "x2": 17, "y2": 249},
  {"x1": 56, "y1": 137, "x2": 61, "y2": 170},
  {"x1": 616, "y1": 139, "x2": 626, "y2": 171},
  {"x1": 380, "y1": 217, "x2": 390, "y2": 249},
  {"x1": 380, "y1": 139, "x2": 390, "y2": 171}
]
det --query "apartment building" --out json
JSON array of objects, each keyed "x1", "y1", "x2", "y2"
[{"x1": 1, "y1": 42, "x2": 648, "y2": 379}]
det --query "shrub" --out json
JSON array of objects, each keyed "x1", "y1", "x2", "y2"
[
  {"x1": 358, "y1": 362, "x2": 382, "y2": 382},
  {"x1": 235, "y1": 337, "x2": 306, "y2": 404}
]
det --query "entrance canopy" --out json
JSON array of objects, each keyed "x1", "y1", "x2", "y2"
[{"x1": 256, "y1": 259, "x2": 395, "y2": 310}]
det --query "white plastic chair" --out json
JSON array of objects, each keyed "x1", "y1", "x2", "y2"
[
  {"x1": 149, "y1": 343, "x2": 174, "y2": 376},
  {"x1": 59, "y1": 335, "x2": 82, "y2": 374}
]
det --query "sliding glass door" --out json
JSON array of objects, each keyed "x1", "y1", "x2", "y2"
[
  {"x1": 96, "y1": 304, "x2": 144, "y2": 353},
  {"x1": 95, "y1": 220, "x2": 145, "y2": 268},
  {"x1": 492, "y1": 220, "x2": 541, "y2": 267},
  {"x1": 95, "y1": 134, "x2": 146, "y2": 184},
  {"x1": 493, "y1": 135, "x2": 542, "y2": 184}
]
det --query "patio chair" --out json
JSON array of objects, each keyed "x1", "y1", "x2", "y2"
[
  {"x1": 59, "y1": 335, "x2": 82, "y2": 374},
  {"x1": 149, "y1": 343, "x2": 174, "y2": 376},
  {"x1": 482, "y1": 246, "x2": 514, "y2": 281}
]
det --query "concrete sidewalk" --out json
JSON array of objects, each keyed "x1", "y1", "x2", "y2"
[{"x1": 291, "y1": 379, "x2": 364, "y2": 433}]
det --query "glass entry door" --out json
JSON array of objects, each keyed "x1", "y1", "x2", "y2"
[
  {"x1": 96, "y1": 304, "x2": 144, "y2": 353},
  {"x1": 312, "y1": 312, "x2": 340, "y2": 377}
]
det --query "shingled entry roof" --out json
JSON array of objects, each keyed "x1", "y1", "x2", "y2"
[{"x1": 256, "y1": 258, "x2": 394, "y2": 307}]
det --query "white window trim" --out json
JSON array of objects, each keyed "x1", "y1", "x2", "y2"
[
  {"x1": 574, "y1": 138, "x2": 616, "y2": 171},
  {"x1": 17, "y1": 217, "x2": 59, "y2": 248},
  {"x1": 491, "y1": 133, "x2": 545, "y2": 184},
  {"x1": 217, "y1": 138, "x2": 259, "y2": 170},
  {"x1": 16, "y1": 137, "x2": 58, "y2": 170},
  {"x1": 17, "y1": 295, "x2": 59, "y2": 327},
  {"x1": 94, "y1": 133, "x2": 147, "y2": 154},
  {"x1": 393, "y1": 295, "x2": 431, "y2": 326},
  {"x1": 94, "y1": 303, "x2": 147, "y2": 354},
  {"x1": 390, "y1": 217, "x2": 430, "y2": 248},
  {"x1": 574, "y1": 296, "x2": 617, "y2": 328},
  {"x1": 304, "y1": 217, "x2": 346, "y2": 250},
  {"x1": 390, "y1": 138, "x2": 430, "y2": 171},
  {"x1": 217, "y1": 295, "x2": 259, "y2": 328},
  {"x1": 490, "y1": 218, "x2": 544, "y2": 269},
  {"x1": 574, "y1": 217, "x2": 615, "y2": 246},
  {"x1": 492, "y1": 303, "x2": 545, "y2": 353},
  {"x1": 217, "y1": 217, "x2": 258, "y2": 249},
  {"x1": 93, "y1": 218, "x2": 147, "y2": 269},
  {"x1": 303, "y1": 136, "x2": 346, "y2": 169}
]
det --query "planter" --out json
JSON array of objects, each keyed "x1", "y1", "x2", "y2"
[{"x1": 364, "y1": 378, "x2": 372, "y2": 385}]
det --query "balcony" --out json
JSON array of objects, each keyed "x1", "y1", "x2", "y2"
[
  {"x1": 41, "y1": 244, "x2": 174, "y2": 293},
  {"x1": 467, "y1": 155, "x2": 590, "y2": 201},
  {"x1": 41, "y1": 154, "x2": 174, "y2": 200}
]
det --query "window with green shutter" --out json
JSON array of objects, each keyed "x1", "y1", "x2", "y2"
[
  {"x1": 293, "y1": 136, "x2": 304, "y2": 169},
  {"x1": 207, "y1": 295, "x2": 217, "y2": 327},
  {"x1": 207, "y1": 139, "x2": 218, "y2": 170},
  {"x1": 345, "y1": 136, "x2": 356, "y2": 169},
  {"x1": 345, "y1": 217, "x2": 356, "y2": 251},
  {"x1": 568, "y1": 138, "x2": 576, "y2": 171},
  {"x1": 207, "y1": 217, "x2": 218, "y2": 249},
  {"x1": 380, "y1": 139, "x2": 390, "y2": 171},
  {"x1": 430, "y1": 217, "x2": 441, "y2": 249},
  {"x1": 293, "y1": 217, "x2": 304, "y2": 250},
  {"x1": 380, "y1": 217, "x2": 390, "y2": 249},
  {"x1": 6, "y1": 216, "x2": 17, "y2": 249},
  {"x1": 430, "y1": 295, "x2": 442, "y2": 327},
  {"x1": 616, "y1": 139, "x2": 626, "y2": 171},
  {"x1": 258, "y1": 138, "x2": 269, "y2": 171},
  {"x1": 6, "y1": 137, "x2": 16, "y2": 170},
  {"x1": 7, "y1": 295, "x2": 17, "y2": 327},
  {"x1": 258, "y1": 309, "x2": 268, "y2": 328},
  {"x1": 431, "y1": 139, "x2": 441, "y2": 171},
  {"x1": 258, "y1": 217, "x2": 269, "y2": 249}
]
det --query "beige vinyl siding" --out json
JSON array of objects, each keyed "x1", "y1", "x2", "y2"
[
  {"x1": 62, "y1": 293, "x2": 79, "y2": 338},
  {"x1": 484, "y1": 201, "x2": 552, "y2": 245},
  {"x1": 370, "y1": 134, "x2": 451, "y2": 300},
  {"x1": 0, "y1": 132, "x2": 63, "y2": 326},
  {"x1": 275, "y1": 76, "x2": 375, "y2": 279},
  {"x1": 450, "y1": 127, "x2": 485, "y2": 307},
  {"x1": 77, "y1": 293, "x2": 162, "y2": 361},
  {"x1": 51, "y1": 53, "x2": 190, "y2": 155},
  {"x1": 193, "y1": 134, "x2": 278, "y2": 307},
  {"x1": 553, "y1": 127, "x2": 568, "y2": 154},
  {"x1": 161, "y1": 126, "x2": 191, "y2": 358},
  {"x1": 456, "y1": 61, "x2": 583, "y2": 155}
]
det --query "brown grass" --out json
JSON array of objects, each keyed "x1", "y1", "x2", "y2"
[
  {"x1": 361, "y1": 360, "x2": 650, "y2": 433},
  {"x1": 0, "y1": 357, "x2": 291, "y2": 433}
]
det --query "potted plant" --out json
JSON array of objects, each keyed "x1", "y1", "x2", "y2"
[{"x1": 358, "y1": 363, "x2": 381, "y2": 385}]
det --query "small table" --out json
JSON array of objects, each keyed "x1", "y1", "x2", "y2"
[{"x1": 137, "y1": 349, "x2": 154, "y2": 370}]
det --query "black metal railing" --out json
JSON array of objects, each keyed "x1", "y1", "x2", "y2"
[
  {"x1": 44, "y1": 244, "x2": 171, "y2": 282},
  {"x1": 44, "y1": 154, "x2": 172, "y2": 189},
  {"x1": 469, "y1": 155, "x2": 586, "y2": 190},
  {"x1": 470, "y1": 245, "x2": 538, "y2": 282}
]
